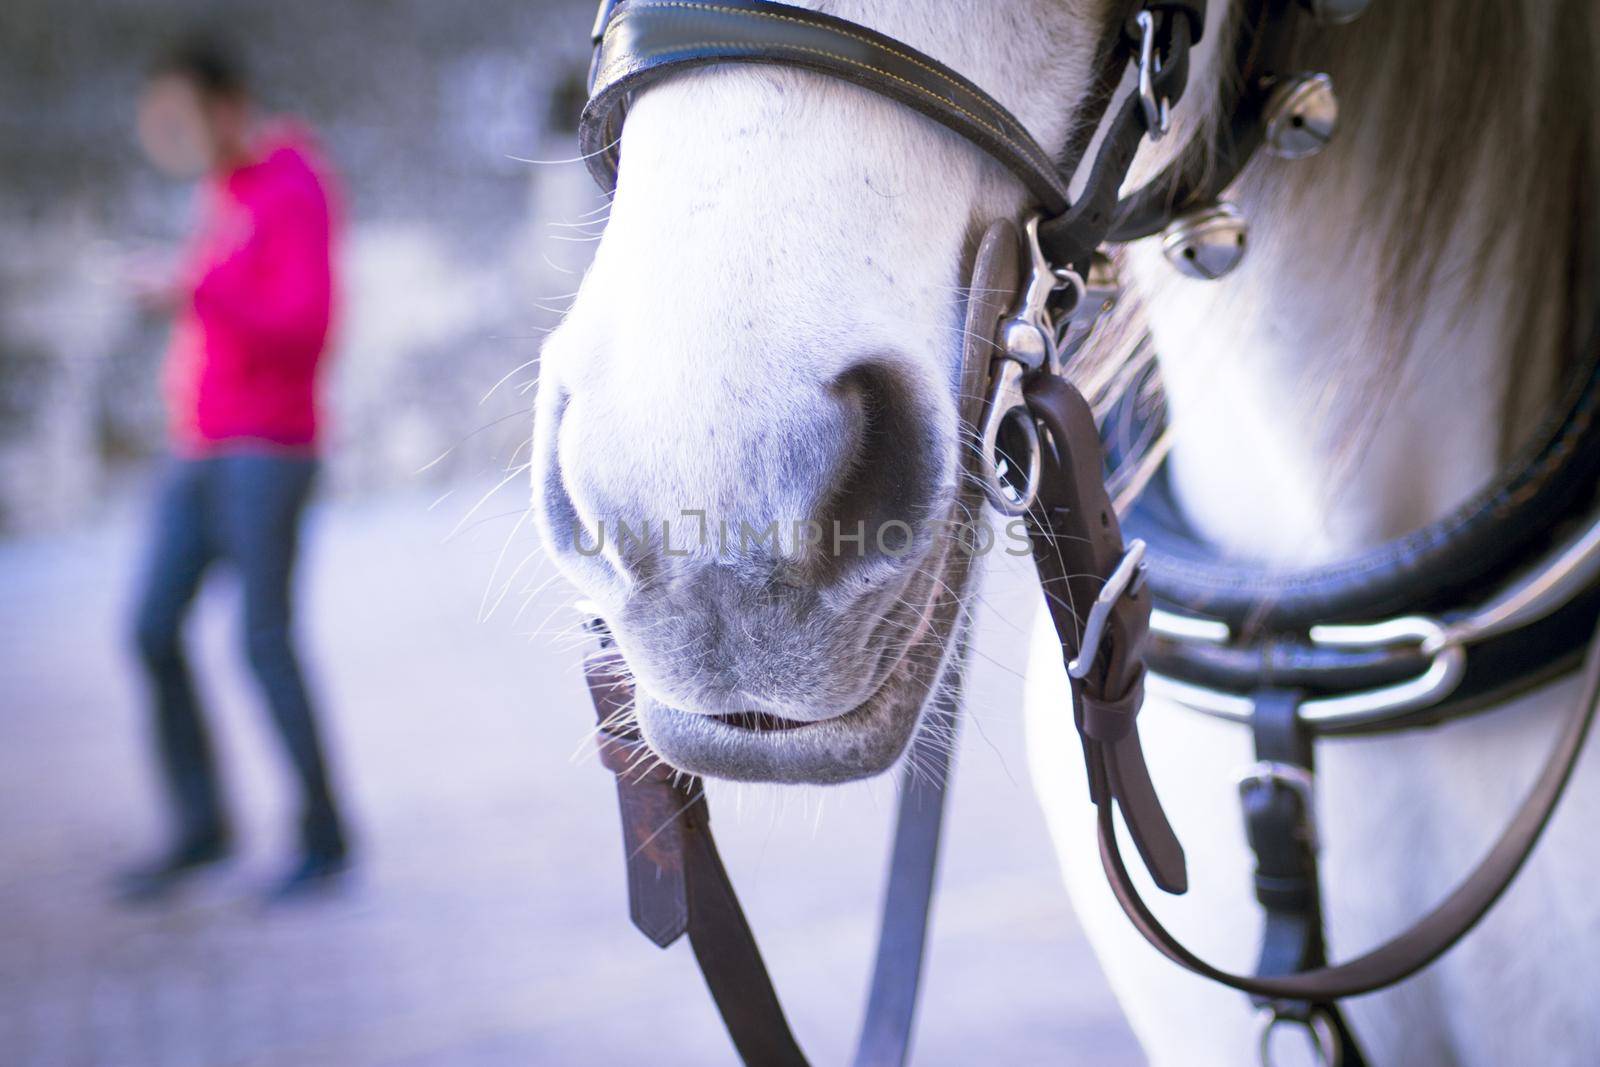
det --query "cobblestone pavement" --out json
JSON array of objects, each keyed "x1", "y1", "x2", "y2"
[{"x1": 0, "y1": 479, "x2": 1141, "y2": 1066}]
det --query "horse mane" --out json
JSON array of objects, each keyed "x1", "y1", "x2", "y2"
[{"x1": 1081, "y1": 0, "x2": 1599, "y2": 492}]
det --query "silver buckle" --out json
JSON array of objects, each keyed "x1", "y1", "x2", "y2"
[
  {"x1": 1068, "y1": 539, "x2": 1149, "y2": 679},
  {"x1": 1238, "y1": 760, "x2": 1319, "y2": 851},
  {"x1": 1136, "y1": 11, "x2": 1172, "y2": 140}
]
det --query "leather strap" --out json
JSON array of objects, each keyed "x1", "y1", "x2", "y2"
[
  {"x1": 1243, "y1": 691, "x2": 1369, "y2": 1066},
  {"x1": 587, "y1": 647, "x2": 809, "y2": 1065},
  {"x1": 583, "y1": 0, "x2": 1075, "y2": 212},
  {"x1": 1023, "y1": 372, "x2": 1188, "y2": 894},
  {"x1": 1091, "y1": 619, "x2": 1600, "y2": 999},
  {"x1": 1035, "y1": 7, "x2": 1200, "y2": 273},
  {"x1": 582, "y1": 0, "x2": 1207, "y2": 273},
  {"x1": 585, "y1": 644, "x2": 962, "y2": 1067},
  {"x1": 852, "y1": 655, "x2": 963, "y2": 1067},
  {"x1": 1117, "y1": 342, "x2": 1600, "y2": 632}
]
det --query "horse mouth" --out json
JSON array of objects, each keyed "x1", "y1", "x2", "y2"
[
  {"x1": 633, "y1": 507, "x2": 977, "y2": 785},
  {"x1": 710, "y1": 711, "x2": 814, "y2": 732}
]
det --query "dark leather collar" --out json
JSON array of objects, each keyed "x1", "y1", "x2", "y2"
[
  {"x1": 1118, "y1": 346, "x2": 1600, "y2": 630},
  {"x1": 1109, "y1": 320, "x2": 1600, "y2": 733}
]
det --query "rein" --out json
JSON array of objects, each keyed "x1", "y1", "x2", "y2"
[{"x1": 572, "y1": 1, "x2": 1600, "y2": 1063}]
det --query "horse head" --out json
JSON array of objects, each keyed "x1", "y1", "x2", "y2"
[{"x1": 532, "y1": 1, "x2": 1130, "y2": 783}]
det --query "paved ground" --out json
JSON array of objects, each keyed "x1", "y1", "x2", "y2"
[{"x1": 0, "y1": 475, "x2": 1142, "y2": 1066}]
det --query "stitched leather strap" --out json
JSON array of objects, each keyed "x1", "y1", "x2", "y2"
[
  {"x1": 582, "y1": 0, "x2": 1075, "y2": 212},
  {"x1": 582, "y1": 0, "x2": 1207, "y2": 272},
  {"x1": 1092, "y1": 620, "x2": 1600, "y2": 999},
  {"x1": 1243, "y1": 692, "x2": 1370, "y2": 1066},
  {"x1": 586, "y1": 642, "x2": 963, "y2": 1067},
  {"x1": 1023, "y1": 371, "x2": 1188, "y2": 894},
  {"x1": 1116, "y1": 340, "x2": 1600, "y2": 632}
]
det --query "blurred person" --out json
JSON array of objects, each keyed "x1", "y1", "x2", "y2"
[{"x1": 119, "y1": 36, "x2": 350, "y2": 902}]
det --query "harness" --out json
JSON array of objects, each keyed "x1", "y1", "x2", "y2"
[{"x1": 574, "y1": 2, "x2": 1600, "y2": 1063}]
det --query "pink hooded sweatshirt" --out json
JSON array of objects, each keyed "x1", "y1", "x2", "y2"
[{"x1": 165, "y1": 124, "x2": 339, "y2": 454}]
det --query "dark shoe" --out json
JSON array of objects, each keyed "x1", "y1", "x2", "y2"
[
  {"x1": 264, "y1": 849, "x2": 352, "y2": 904},
  {"x1": 114, "y1": 835, "x2": 231, "y2": 904}
]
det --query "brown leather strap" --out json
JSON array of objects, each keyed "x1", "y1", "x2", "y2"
[
  {"x1": 586, "y1": 644, "x2": 962, "y2": 1067},
  {"x1": 1090, "y1": 610, "x2": 1600, "y2": 1000},
  {"x1": 1017, "y1": 348, "x2": 1600, "y2": 999},
  {"x1": 589, "y1": 647, "x2": 811, "y2": 1064},
  {"x1": 1022, "y1": 372, "x2": 1188, "y2": 894}
]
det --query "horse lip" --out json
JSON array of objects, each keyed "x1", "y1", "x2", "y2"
[
  {"x1": 631, "y1": 504, "x2": 975, "y2": 784},
  {"x1": 710, "y1": 710, "x2": 814, "y2": 732},
  {"x1": 703, "y1": 639, "x2": 910, "y2": 735}
]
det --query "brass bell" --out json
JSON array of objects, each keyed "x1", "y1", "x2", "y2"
[
  {"x1": 1265, "y1": 73, "x2": 1339, "y2": 159},
  {"x1": 1300, "y1": 0, "x2": 1371, "y2": 25},
  {"x1": 1161, "y1": 202, "x2": 1248, "y2": 280}
]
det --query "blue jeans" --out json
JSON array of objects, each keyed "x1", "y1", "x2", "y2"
[{"x1": 130, "y1": 453, "x2": 346, "y2": 858}]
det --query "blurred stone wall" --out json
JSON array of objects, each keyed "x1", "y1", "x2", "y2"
[{"x1": 0, "y1": 0, "x2": 602, "y2": 531}]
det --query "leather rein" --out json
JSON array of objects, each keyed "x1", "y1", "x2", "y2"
[{"x1": 574, "y1": 2, "x2": 1600, "y2": 1064}]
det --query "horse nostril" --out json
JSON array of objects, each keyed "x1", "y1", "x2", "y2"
[
  {"x1": 535, "y1": 386, "x2": 624, "y2": 589},
  {"x1": 812, "y1": 360, "x2": 943, "y2": 581}
]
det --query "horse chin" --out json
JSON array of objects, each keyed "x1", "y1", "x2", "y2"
[{"x1": 633, "y1": 510, "x2": 977, "y2": 785}]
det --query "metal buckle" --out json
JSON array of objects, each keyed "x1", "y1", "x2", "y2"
[
  {"x1": 1238, "y1": 760, "x2": 1319, "y2": 851},
  {"x1": 1136, "y1": 11, "x2": 1171, "y2": 140},
  {"x1": 1258, "y1": 1006, "x2": 1341, "y2": 1067},
  {"x1": 1068, "y1": 539, "x2": 1148, "y2": 679}
]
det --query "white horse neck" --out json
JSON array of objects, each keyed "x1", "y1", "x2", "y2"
[{"x1": 1123, "y1": 0, "x2": 1592, "y2": 565}]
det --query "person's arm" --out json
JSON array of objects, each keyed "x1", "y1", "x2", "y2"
[{"x1": 191, "y1": 173, "x2": 332, "y2": 368}]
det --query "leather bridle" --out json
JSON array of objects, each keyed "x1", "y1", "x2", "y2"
[{"x1": 572, "y1": 2, "x2": 1600, "y2": 1064}]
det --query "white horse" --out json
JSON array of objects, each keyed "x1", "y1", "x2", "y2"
[{"x1": 533, "y1": 1, "x2": 1600, "y2": 1063}]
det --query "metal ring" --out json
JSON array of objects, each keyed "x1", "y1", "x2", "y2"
[
  {"x1": 1258, "y1": 1007, "x2": 1341, "y2": 1067},
  {"x1": 980, "y1": 397, "x2": 1042, "y2": 517}
]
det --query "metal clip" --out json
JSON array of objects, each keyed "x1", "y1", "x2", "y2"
[
  {"x1": 1000, "y1": 216, "x2": 1070, "y2": 375},
  {"x1": 978, "y1": 216, "x2": 1077, "y2": 516},
  {"x1": 1068, "y1": 539, "x2": 1148, "y2": 679},
  {"x1": 1056, "y1": 252, "x2": 1118, "y2": 364},
  {"x1": 1136, "y1": 11, "x2": 1171, "y2": 140}
]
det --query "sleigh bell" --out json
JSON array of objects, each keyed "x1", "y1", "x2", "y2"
[
  {"x1": 1161, "y1": 202, "x2": 1248, "y2": 280},
  {"x1": 1265, "y1": 73, "x2": 1340, "y2": 159}
]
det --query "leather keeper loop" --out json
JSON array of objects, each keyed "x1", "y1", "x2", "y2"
[
  {"x1": 1255, "y1": 874, "x2": 1316, "y2": 911},
  {"x1": 1080, "y1": 673, "x2": 1146, "y2": 743}
]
